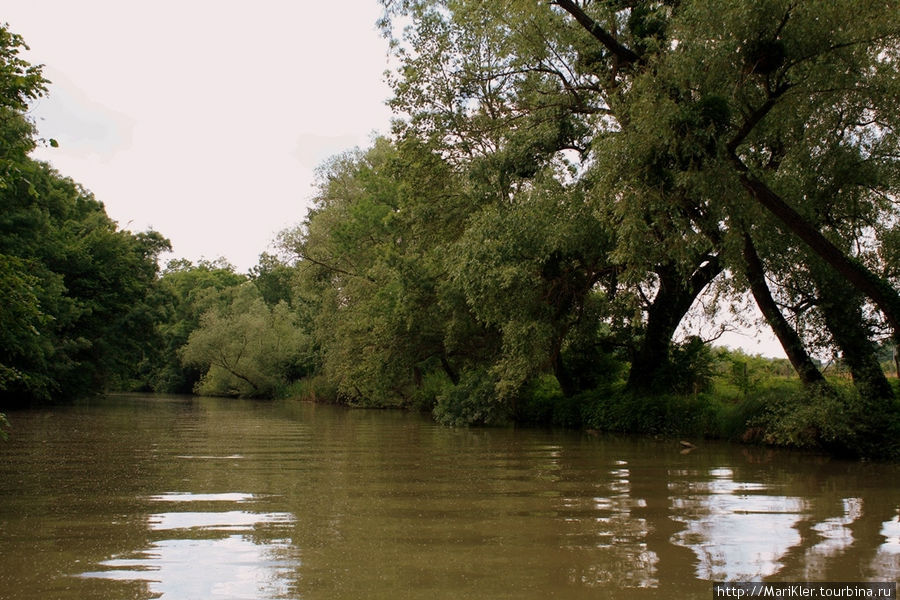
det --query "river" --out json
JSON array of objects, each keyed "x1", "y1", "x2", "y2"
[{"x1": 0, "y1": 395, "x2": 897, "y2": 599}]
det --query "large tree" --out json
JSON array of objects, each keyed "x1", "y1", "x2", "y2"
[{"x1": 379, "y1": 0, "x2": 900, "y2": 387}]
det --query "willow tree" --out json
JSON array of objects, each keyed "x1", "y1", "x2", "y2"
[
  {"x1": 281, "y1": 138, "x2": 501, "y2": 410},
  {"x1": 380, "y1": 0, "x2": 900, "y2": 391}
]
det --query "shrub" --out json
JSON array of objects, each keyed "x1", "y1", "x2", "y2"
[
  {"x1": 755, "y1": 382, "x2": 900, "y2": 459},
  {"x1": 433, "y1": 369, "x2": 509, "y2": 426}
]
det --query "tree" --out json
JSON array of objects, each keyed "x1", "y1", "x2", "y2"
[
  {"x1": 0, "y1": 23, "x2": 48, "y2": 186},
  {"x1": 282, "y1": 138, "x2": 493, "y2": 409},
  {"x1": 1, "y1": 24, "x2": 170, "y2": 405},
  {"x1": 250, "y1": 252, "x2": 296, "y2": 307},
  {"x1": 142, "y1": 258, "x2": 248, "y2": 393},
  {"x1": 379, "y1": 0, "x2": 900, "y2": 387},
  {"x1": 180, "y1": 283, "x2": 309, "y2": 397},
  {"x1": 450, "y1": 173, "x2": 617, "y2": 397}
]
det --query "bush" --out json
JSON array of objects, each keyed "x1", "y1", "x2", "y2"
[
  {"x1": 582, "y1": 386, "x2": 719, "y2": 438},
  {"x1": 514, "y1": 374, "x2": 594, "y2": 427},
  {"x1": 755, "y1": 382, "x2": 900, "y2": 459},
  {"x1": 408, "y1": 370, "x2": 452, "y2": 413},
  {"x1": 275, "y1": 375, "x2": 339, "y2": 404},
  {"x1": 644, "y1": 336, "x2": 718, "y2": 395},
  {"x1": 433, "y1": 369, "x2": 509, "y2": 426}
]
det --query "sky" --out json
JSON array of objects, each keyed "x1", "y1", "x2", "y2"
[
  {"x1": 5, "y1": 0, "x2": 394, "y2": 272},
  {"x1": 4, "y1": 2, "x2": 785, "y2": 357}
]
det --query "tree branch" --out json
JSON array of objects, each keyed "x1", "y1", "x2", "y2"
[
  {"x1": 732, "y1": 167, "x2": 900, "y2": 340},
  {"x1": 552, "y1": 0, "x2": 641, "y2": 67}
]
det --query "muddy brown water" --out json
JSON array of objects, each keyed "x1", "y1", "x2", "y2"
[{"x1": 0, "y1": 395, "x2": 897, "y2": 599}]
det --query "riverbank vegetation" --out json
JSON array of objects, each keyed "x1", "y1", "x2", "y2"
[
  {"x1": 3, "y1": 1, "x2": 900, "y2": 459},
  {"x1": 0, "y1": 26, "x2": 169, "y2": 407}
]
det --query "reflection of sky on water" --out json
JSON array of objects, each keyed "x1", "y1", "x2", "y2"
[
  {"x1": 80, "y1": 492, "x2": 297, "y2": 599},
  {"x1": 881, "y1": 513, "x2": 900, "y2": 551},
  {"x1": 670, "y1": 467, "x2": 805, "y2": 581},
  {"x1": 871, "y1": 511, "x2": 900, "y2": 580},
  {"x1": 148, "y1": 492, "x2": 256, "y2": 503},
  {"x1": 150, "y1": 510, "x2": 293, "y2": 531},
  {"x1": 801, "y1": 497, "x2": 862, "y2": 580}
]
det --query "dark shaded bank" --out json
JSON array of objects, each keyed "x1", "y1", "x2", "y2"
[{"x1": 280, "y1": 370, "x2": 900, "y2": 462}]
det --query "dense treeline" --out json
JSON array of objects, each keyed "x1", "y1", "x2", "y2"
[
  {"x1": 0, "y1": 25, "x2": 169, "y2": 408},
  {"x1": 3, "y1": 1, "x2": 900, "y2": 460}
]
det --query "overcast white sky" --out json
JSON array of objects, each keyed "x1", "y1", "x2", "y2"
[
  {"x1": 4, "y1": 2, "x2": 785, "y2": 357},
  {"x1": 5, "y1": 0, "x2": 393, "y2": 272}
]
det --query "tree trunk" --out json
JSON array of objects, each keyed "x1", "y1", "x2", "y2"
[
  {"x1": 738, "y1": 173, "x2": 900, "y2": 346},
  {"x1": 742, "y1": 233, "x2": 827, "y2": 387},
  {"x1": 894, "y1": 346, "x2": 899, "y2": 380},
  {"x1": 627, "y1": 257, "x2": 722, "y2": 392},
  {"x1": 440, "y1": 354, "x2": 459, "y2": 386},
  {"x1": 814, "y1": 275, "x2": 894, "y2": 402},
  {"x1": 553, "y1": 350, "x2": 578, "y2": 397}
]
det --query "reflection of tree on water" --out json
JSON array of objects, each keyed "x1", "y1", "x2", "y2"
[
  {"x1": 630, "y1": 459, "x2": 707, "y2": 596},
  {"x1": 557, "y1": 458, "x2": 660, "y2": 589}
]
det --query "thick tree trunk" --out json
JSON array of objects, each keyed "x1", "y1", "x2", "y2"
[
  {"x1": 626, "y1": 257, "x2": 722, "y2": 392},
  {"x1": 553, "y1": 351, "x2": 578, "y2": 398},
  {"x1": 742, "y1": 234, "x2": 826, "y2": 387},
  {"x1": 894, "y1": 346, "x2": 899, "y2": 380},
  {"x1": 815, "y1": 275, "x2": 894, "y2": 402}
]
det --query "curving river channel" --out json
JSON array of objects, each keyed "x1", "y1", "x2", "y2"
[{"x1": 0, "y1": 395, "x2": 897, "y2": 599}]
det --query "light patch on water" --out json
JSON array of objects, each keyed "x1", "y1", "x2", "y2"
[
  {"x1": 149, "y1": 492, "x2": 256, "y2": 503},
  {"x1": 561, "y1": 462, "x2": 659, "y2": 588},
  {"x1": 81, "y1": 535, "x2": 296, "y2": 599},
  {"x1": 880, "y1": 512, "x2": 900, "y2": 552},
  {"x1": 80, "y1": 492, "x2": 298, "y2": 599},
  {"x1": 800, "y1": 497, "x2": 863, "y2": 580},
  {"x1": 149, "y1": 510, "x2": 294, "y2": 531},
  {"x1": 671, "y1": 467, "x2": 805, "y2": 581},
  {"x1": 812, "y1": 498, "x2": 862, "y2": 548},
  {"x1": 175, "y1": 454, "x2": 245, "y2": 460},
  {"x1": 869, "y1": 512, "x2": 900, "y2": 581}
]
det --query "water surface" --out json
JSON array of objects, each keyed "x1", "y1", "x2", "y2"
[{"x1": 0, "y1": 395, "x2": 897, "y2": 599}]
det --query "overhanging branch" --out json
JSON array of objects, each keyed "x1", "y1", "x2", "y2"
[{"x1": 552, "y1": 0, "x2": 640, "y2": 67}]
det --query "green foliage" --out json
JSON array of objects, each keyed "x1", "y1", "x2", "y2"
[
  {"x1": 250, "y1": 252, "x2": 296, "y2": 307},
  {"x1": 583, "y1": 387, "x2": 720, "y2": 439},
  {"x1": 756, "y1": 383, "x2": 900, "y2": 460},
  {"x1": 406, "y1": 370, "x2": 451, "y2": 412},
  {"x1": 274, "y1": 375, "x2": 339, "y2": 404},
  {"x1": 0, "y1": 254, "x2": 51, "y2": 397},
  {"x1": 647, "y1": 336, "x2": 718, "y2": 395},
  {"x1": 281, "y1": 138, "x2": 493, "y2": 408},
  {"x1": 432, "y1": 368, "x2": 509, "y2": 426},
  {"x1": 0, "y1": 23, "x2": 47, "y2": 188},
  {"x1": 180, "y1": 284, "x2": 310, "y2": 398},
  {"x1": 0, "y1": 161, "x2": 170, "y2": 404},
  {"x1": 514, "y1": 374, "x2": 592, "y2": 428},
  {"x1": 139, "y1": 258, "x2": 248, "y2": 393},
  {"x1": 0, "y1": 25, "x2": 170, "y2": 406}
]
